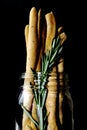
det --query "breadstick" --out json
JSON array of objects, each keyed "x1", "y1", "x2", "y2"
[
  {"x1": 36, "y1": 9, "x2": 46, "y2": 71},
  {"x1": 58, "y1": 26, "x2": 67, "y2": 44},
  {"x1": 58, "y1": 26, "x2": 64, "y2": 34},
  {"x1": 24, "y1": 24, "x2": 38, "y2": 130},
  {"x1": 44, "y1": 12, "x2": 56, "y2": 53},
  {"x1": 26, "y1": 7, "x2": 38, "y2": 74},
  {"x1": 45, "y1": 12, "x2": 58, "y2": 130},
  {"x1": 30, "y1": 8, "x2": 43, "y2": 130},
  {"x1": 22, "y1": 7, "x2": 39, "y2": 130}
]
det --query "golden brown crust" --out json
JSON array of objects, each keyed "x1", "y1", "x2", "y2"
[
  {"x1": 45, "y1": 11, "x2": 58, "y2": 130},
  {"x1": 26, "y1": 7, "x2": 38, "y2": 74},
  {"x1": 44, "y1": 12, "x2": 56, "y2": 52},
  {"x1": 22, "y1": 7, "x2": 38, "y2": 130}
]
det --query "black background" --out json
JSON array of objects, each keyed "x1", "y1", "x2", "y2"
[{"x1": 0, "y1": 0, "x2": 86, "y2": 130}]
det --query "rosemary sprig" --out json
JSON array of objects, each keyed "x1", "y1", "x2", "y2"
[
  {"x1": 40, "y1": 36, "x2": 63, "y2": 87},
  {"x1": 42, "y1": 36, "x2": 63, "y2": 74},
  {"x1": 21, "y1": 35, "x2": 64, "y2": 130}
]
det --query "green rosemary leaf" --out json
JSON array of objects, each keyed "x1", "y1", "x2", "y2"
[
  {"x1": 50, "y1": 53, "x2": 63, "y2": 68},
  {"x1": 56, "y1": 36, "x2": 60, "y2": 45},
  {"x1": 42, "y1": 54, "x2": 48, "y2": 72},
  {"x1": 50, "y1": 49, "x2": 58, "y2": 63},
  {"x1": 21, "y1": 105, "x2": 39, "y2": 127},
  {"x1": 51, "y1": 38, "x2": 56, "y2": 48},
  {"x1": 49, "y1": 61, "x2": 55, "y2": 69},
  {"x1": 44, "y1": 60, "x2": 49, "y2": 73},
  {"x1": 58, "y1": 46, "x2": 63, "y2": 54},
  {"x1": 52, "y1": 41, "x2": 61, "y2": 54},
  {"x1": 52, "y1": 36, "x2": 60, "y2": 49},
  {"x1": 32, "y1": 87, "x2": 38, "y2": 104}
]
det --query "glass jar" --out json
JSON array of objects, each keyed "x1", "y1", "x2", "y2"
[{"x1": 21, "y1": 70, "x2": 59, "y2": 130}]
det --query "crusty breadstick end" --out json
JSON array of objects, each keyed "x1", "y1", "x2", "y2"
[{"x1": 45, "y1": 11, "x2": 56, "y2": 52}]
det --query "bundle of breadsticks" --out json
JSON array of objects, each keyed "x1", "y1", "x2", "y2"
[{"x1": 21, "y1": 6, "x2": 73, "y2": 130}]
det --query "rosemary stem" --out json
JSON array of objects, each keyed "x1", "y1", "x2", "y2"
[{"x1": 39, "y1": 107, "x2": 44, "y2": 130}]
